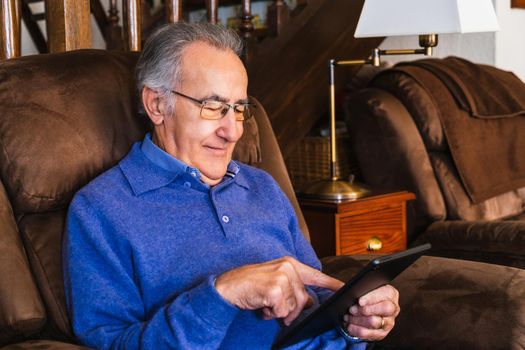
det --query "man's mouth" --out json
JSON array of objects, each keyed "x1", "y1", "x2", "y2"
[{"x1": 204, "y1": 145, "x2": 228, "y2": 155}]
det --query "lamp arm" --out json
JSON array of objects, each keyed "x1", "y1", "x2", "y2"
[{"x1": 328, "y1": 34, "x2": 438, "y2": 181}]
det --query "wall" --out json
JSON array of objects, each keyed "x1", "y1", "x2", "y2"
[
  {"x1": 494, "y1": 0, "x2": 525, "y2": 80},
  {"x1": 376, "y1": 0, "x2": 525, "y2": 81}
]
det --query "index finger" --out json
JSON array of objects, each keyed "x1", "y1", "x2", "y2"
[{"x1": 290, "y1": 260, "x2": 344, "y2": 291}]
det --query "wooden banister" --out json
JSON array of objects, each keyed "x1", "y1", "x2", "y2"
[
  {"x1": 205, "y1": 0, "x2": 218, "y2": 24},
  {"x1": 166, "y1": 0, "x2": 182, "y2": 23},
  {"x1": 45, "y1": 0, "x2": 92, "y2": 53},
  {"x1": 1, "y1": 0, "x2": 21, "y2": 59},
  {"x1": 267, "y1": 0, "x2": 288, "y2": 37},
  {"x1": 239, "y1": 0, "x2": 256, "y2": 60},
  {"x1": 123, "y1": 0, "x2": 141, "y2": 51},
  {"x1": 104, "y1": 0, "x2": 122, "y2": 49},
  {"x1": 239, "y1": 0, "x2": 254, "y2": 38}
]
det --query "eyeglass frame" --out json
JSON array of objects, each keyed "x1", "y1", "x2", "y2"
[{"x1": 168, "y1": 90, "x2": 256, "y2": 121}]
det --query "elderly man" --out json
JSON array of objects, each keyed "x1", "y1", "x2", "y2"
[{"x1": 63, "y1": 23, "x2": 399, "y2": 349}]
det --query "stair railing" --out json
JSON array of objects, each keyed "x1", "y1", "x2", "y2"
[{"x1": 1, "y1": 0, "x2": 303, "y2": 59}]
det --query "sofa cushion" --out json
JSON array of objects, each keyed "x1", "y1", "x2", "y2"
[{"x1": 0, "y1": 183, "x2": 46, "y2": 346}]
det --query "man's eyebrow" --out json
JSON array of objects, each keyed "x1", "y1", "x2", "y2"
[{"x1": 203, "y1": 94, "x2": 250, "y2": 104}]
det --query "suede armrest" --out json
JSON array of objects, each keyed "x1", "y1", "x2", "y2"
[
  {"x1": 414, "y1": 220, "x2": 525, "y2": 268},
  {"x1": 322, "y1": 255, "x2": 525, "y2": 349}
]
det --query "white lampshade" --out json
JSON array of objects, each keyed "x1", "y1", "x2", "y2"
[{"x1": 355, "y1": 0, "x2": 500, "y2": 38}]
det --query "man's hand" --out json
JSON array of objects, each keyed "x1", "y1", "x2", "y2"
[
  {"x1": 344, "y1": 285, "x2": 400, "y2": 341},
  {"x1": 215, "y1": 257, "x2": 343, "y2": 326}
]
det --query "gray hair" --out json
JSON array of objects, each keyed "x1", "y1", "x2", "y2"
[{"x1": 135, "y1": 22, "x2": 244, "y2": 117}]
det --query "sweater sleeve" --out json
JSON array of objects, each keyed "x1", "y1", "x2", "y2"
[
  {"x1": 273, "y1": 183, "x2": 368, "y2": 350},
  {"x1": 62, "y1": 193, "x2": 239, "y2": 350}
]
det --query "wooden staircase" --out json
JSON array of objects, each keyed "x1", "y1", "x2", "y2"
[
  {"x1": 1, "y1": 0, "x2": 382, "y2": 159},
  {"x1": 247, "y1": 0, "x2": 382, "y2": 156}
]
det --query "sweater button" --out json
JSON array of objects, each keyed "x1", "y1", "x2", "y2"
[
  {"x1": 222, "y1": 215, "x2": 230, "y2": 223},
  {"x1": 184, "y1": 182, "x2": 191, "y2": 188}
]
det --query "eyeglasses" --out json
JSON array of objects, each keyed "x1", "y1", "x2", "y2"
[{"x1": 169, "y1": 90, "x2": 255, "y2": 121}]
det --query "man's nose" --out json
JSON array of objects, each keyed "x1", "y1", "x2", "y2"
[{"x1": 217, "y1": 109, "x2": 243, "y2": 142}]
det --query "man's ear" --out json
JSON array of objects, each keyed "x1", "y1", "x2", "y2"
[{"x1": 142, "y1": 87, "x2": 169, "y2": 125}]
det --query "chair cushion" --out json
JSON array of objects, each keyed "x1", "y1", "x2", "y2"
[
  {"x1": 0, "y1": 183, "x2": 46, "y2": 346},
  {"x1": 0, "y1": 49, "x2": 261, "y2": 215},
  {"x1": 0, "y1": 50, "x2": 146, "y2": 214},
  {"x1": 18, "y1": 211, "x2": 73, "y2": 341}
]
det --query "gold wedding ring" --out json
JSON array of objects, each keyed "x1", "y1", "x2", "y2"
[{"x1": 380, "y1": 316, "x2": 385, "y2": 329}]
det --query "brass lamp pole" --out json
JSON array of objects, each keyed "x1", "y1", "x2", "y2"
[{"x1": 299, "y1": 34, "x2": 438, "y2": 201}]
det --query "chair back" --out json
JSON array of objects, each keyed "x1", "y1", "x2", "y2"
[{"x1": 0, "y1": 49, "x2": 308, "y2": 344}]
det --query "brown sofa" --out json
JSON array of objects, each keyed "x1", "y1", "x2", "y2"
[
  {"x1": 0, "y1": 50, "x2": 524, "y2": 349},
  {"x1": 346, "y1": 57, "x2": 525, "y2": 269}
]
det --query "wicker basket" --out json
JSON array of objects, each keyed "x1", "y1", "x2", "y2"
[{"x1": 286, "y1": 134, "x2": 359, "y2": 190}]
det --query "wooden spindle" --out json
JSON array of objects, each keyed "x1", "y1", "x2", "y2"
[
  {"x1": 166, "y1": 0, "x2": 182, "y2": 23},
  {"x1": 105, "y1": 0, "x2": 122, "y2": 49},
  {"x1": 239, "y1": 0, "x2": 254, "y2": 38},
  {"x1": 123, "y1": 0, "x2": 141, "y2": 51},
  {"x1": 239, "y1": 0, "x2": 256, "y2": 61},
  {"x1": 267, "y1": 0, "x2": 289, "y2": 37},
  {"x1": 205, "y1": 0, "x2": 218, "y2": 24},
  {"x1": 141, "y1": 0, "x2": 153, "y2": 29},
  {"x1": 45, "y1": 0, "x2": 92, "y2": 53},
  {"x1": 1, "y1": 0, "x2": 21, "y2": 59}
]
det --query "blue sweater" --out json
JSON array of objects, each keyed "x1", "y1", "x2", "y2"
[{"x1": 63, "y1": 137, "x2": 365, "y2": 349}]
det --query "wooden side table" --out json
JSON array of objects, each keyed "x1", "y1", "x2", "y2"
[{"x1": 299, "y1": 192, "x2": 415, "y2": 258}]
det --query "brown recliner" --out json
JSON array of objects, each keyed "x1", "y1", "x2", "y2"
[
  {"x1": 346, "y1": 57, "x2": 525, "y2": 269},
  {"x1": 0, "y1": 50, "x2": 524, "y2": 349}
]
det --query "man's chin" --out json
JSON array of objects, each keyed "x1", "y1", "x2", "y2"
[{"x1": 200, "y1": 168, "x2": 229, "y2": 186}]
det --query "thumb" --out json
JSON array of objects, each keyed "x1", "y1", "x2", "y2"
[{"x1": 291, "y1": 260, "x2": 344, "y2": 291}]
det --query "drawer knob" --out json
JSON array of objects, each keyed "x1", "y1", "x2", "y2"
[{"x1": 367, "y1": 237, "x2": 383, "y2": 251}]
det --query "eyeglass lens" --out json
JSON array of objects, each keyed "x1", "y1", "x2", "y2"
[{"x1": 200, "y1": 101, "x2": 252, "y2": 121}]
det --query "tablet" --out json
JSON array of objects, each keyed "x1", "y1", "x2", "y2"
[{"x1": 272, "y1": 243, "x2": 431, "y2": 349}]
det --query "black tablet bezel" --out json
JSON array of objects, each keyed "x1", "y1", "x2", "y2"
[{"x1": 272, "y1": 244, "x2": 431, "y2": 349}]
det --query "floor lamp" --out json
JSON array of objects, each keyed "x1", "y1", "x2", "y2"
[{"x1": 299, "y1": 0, "x2": 500, "y2": 201}]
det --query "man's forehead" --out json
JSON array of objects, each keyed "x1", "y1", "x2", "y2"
[
  {"x1": 180, "y1": 42, "x2": 239, "y2": 67},
  {"x1": 177, "y1": 42, "x2": 248, "y2": 95}
]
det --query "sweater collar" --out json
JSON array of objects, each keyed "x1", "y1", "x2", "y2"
[{"x1": 119, "y1": 140, "x2": 249, "y2": 196}]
